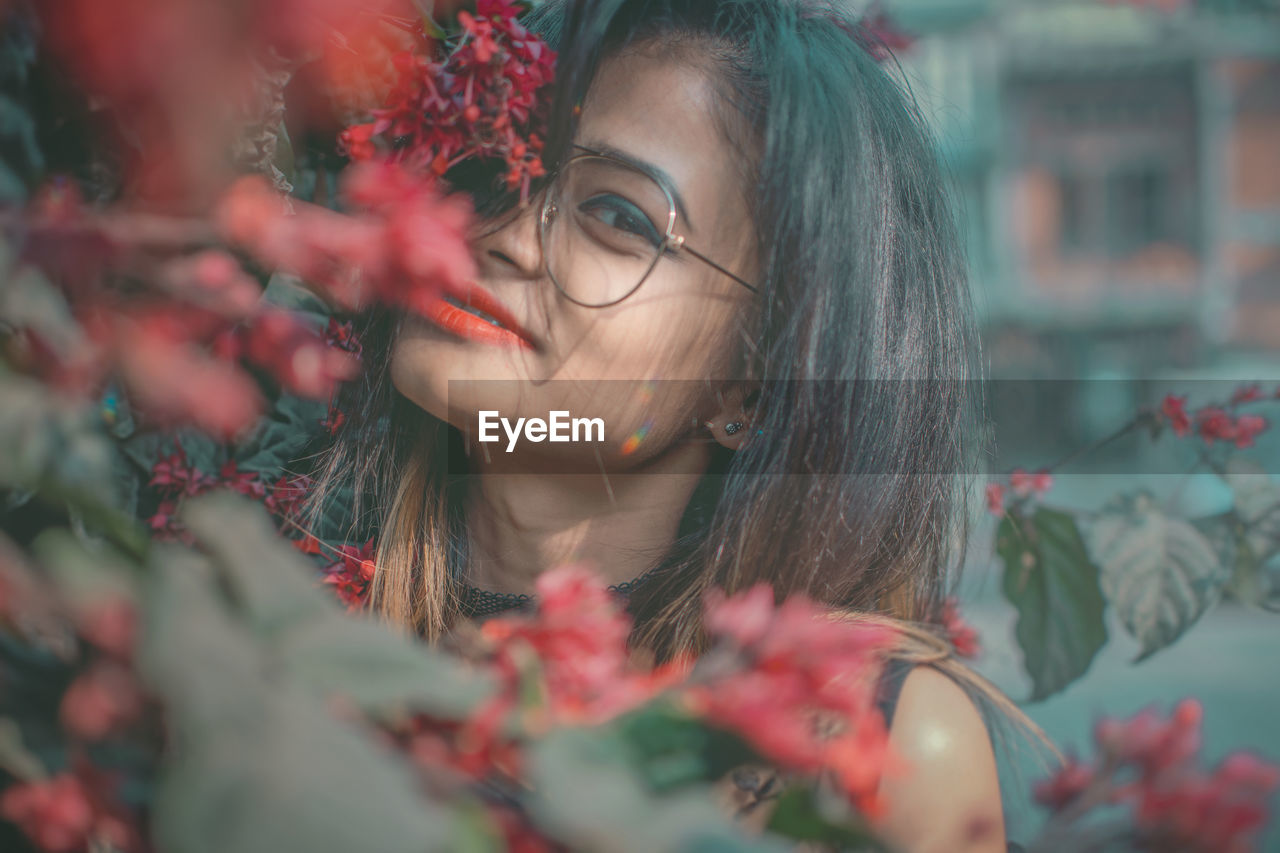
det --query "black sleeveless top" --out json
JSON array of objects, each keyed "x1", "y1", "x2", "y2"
[{"x1": 874, "y1": 659, "x2": 1025, "y2": 853}]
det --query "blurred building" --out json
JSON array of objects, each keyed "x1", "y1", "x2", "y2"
[{"x1": 891, "y1": 0, "x2": 1280, "y2": 379}]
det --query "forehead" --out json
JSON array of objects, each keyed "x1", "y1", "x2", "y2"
[{"x1": 574, "y1": 49, "x2": 749, "y2": 237}]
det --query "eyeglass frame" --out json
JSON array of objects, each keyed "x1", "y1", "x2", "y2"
[{"x1": 536, "y1": 145, "x2": 760, "y2": 308}]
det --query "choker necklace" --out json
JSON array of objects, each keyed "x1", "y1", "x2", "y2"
[{"x1": 458, "y1": 565, "x2": 666, "y2": 619}]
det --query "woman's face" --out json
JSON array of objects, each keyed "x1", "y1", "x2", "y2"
[{"x1": 391, "y1": 49, "x2": 758, "y2": 469}]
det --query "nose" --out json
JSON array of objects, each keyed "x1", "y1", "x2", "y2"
[{"x1": 471, "y1": 199, "x2": 546, "y2": 282}]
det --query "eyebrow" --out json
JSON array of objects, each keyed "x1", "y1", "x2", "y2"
[{"x1": 572, "y1": 141, "x2": 696, "y2": 233}]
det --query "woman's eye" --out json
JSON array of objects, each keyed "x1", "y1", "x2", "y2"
[{"x1": 578, "y1": 194, "x2": 663, "y2": 247}]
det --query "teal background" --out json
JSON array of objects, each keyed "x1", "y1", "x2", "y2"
[{"x1": 885, "y1": 0, "x2": 1280, "y2": 845}]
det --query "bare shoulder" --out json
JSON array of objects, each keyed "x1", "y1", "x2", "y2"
[{"x1": 874, "y1": 665, "x2": 1007, "y2": 853}]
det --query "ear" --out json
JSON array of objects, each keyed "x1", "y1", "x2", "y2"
[{"x1": 704, "y1": 382, "x2": 760, "y2": 451}]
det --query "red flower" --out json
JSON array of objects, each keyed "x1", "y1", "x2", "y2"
[
  {"x1": 1010, "y1": 468, "x2": 1053, "y2": 499},
  {"x1": 1232, "y1": 415, "x2": 1268, "y2": 449},
  {"x1": 478, "y1": 566, "x2": 651, "y2": 723},
  {"x1": 116, "y1": 318, "x2": 263, "y2": 440},
  {"x1": 215, "y1": 165, "x2": 476, "y2": 320},
  {"x1": 702, "y1": 582, "x2": 775, "y2": 647},
  {"x1": 692, "y1": 586, "x2": 896, "y2": 814},
  {"x1": 344, "y1": 1, "x2": 557, "y2": 203},
  {"x1": 292, "y1": 534, "x2": 324, "y2": 555},
  {"x1": 0, "y1": 774, "x2": 95, "y2": 853},
  {"x1": 338, "y1": 122, "x2": 379, "y2": 162},
  {"x1": 1196, "y1": 407, "x2": 1237, "y2": 447},
  {"x1": 1033, "y1": 757, "x2": 1095, "y2": 811},
  {"x1": 59, "y1": 662, "x2": 145, "y2": 742},
  {"x1": 1095, "y1": 700, "x2": 1202, "y2": 780},
  {"x1": 216, "y1": 461, "x2": 266, "y2": 499},
  {"x1": 1193, "y1": 408, "x2": 1269, "y2": 449},
  {"x1": 156, "y1": 250, "x2": 261, "y2": 318},
  {"x1": 1161, "y1": 394, "x2": 1192, "y2": 437},
  {"x1": 321, "y1": 404, "x2": 346, "y2": 435},
  {"x1": 77, "y1": 598, "x2": 137, "y2": 660},
  {"x1": 985, "y1": 482, "x2": 1006, "y2": 518},
  {"x1": 0, "y1": 767, "x2": 141, "y2": 853},
  {"x1": 322, "y1": 539, "x2": 377, "y2": 611},
  {"x1": 239, "y1": 310, "x2": 359, "y2": 399},
  {"x1": 939, "y1": 597, "x2": 981, "y2": 659},
  {"x1": 265, "y1": 473, "x2": 315, "y2": 520},
  {"x1": 1231, "y1": 384, "x2": 1264, "y2": 405},
  {"x1": 457, "y1": 11, "x2": 500, "y2": 64},
  {"x1": 147, "y1": 500, "x2": 180, "y2": 538},
  {"x1": 149, "y1": 442, "x2": 216, "y2": 496},
  {"x1": 1045, "y1": 699, "x2": 1280, "y2": 852},
  {"x1": 324, "y1": 318, "x2": 363, "y2": 358}
]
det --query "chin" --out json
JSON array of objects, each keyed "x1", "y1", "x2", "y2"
[{"x1": 390, "y1": 315, "x2": 537, "y2": 424}]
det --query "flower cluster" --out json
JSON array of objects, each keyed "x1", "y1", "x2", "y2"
[
  {"x1": 7, "y1": 0, "x2": 506, "y2": 444},
  {"x1": 340, "y1": 0, "x2": 556, "y2": 202},
  {"x1": 321, "y1": 539, "x2": 378, "y2": 610},
  {"x1": 1161, "y1": 389, "x2": 1274, "y2": 450},
  {"x1": 986, "y1": 467, "x2": 1054, "y2": 518},
  {"x1": 939, "y1": 597, "x2": 981, "y2": 659},
  {"x1": 8, "y1": 202, "x2": 366, "y2": 441},
  {"x1": 1036, "y1": 699, "x2": 1279, "y2": 851},
  {"x1": 0, "y1": 769, "x2": 141, "y2": 853},
  {"x1": 441, "y1": 566, "x2": 688, "y2": 782},
  {"x1": 216, "y1": 310, "x2": 359, "y2": 400},
  {"x1": 384, "y1": 568, "x2": 897, "y2": 820},
  {"x1": 146, "y1": 442, "x2": 322, "y2": 551},
  {"x1": 692, "y1": 585, "x2": 896, "y2": 814},
  {"x1": 215, "y1": 161, "x2": 477, "y2": 318}
]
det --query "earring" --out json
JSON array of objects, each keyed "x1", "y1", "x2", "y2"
[{"x1": 724, "y1": 421, "x2": 743, "y2": 435}]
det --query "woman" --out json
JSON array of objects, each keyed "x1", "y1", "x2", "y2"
[{"x1": 315, "y1": 1, "x2": 1044, "y2": 849}]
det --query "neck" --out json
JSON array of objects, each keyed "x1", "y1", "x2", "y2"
[{"x1": 462, "y1": 439, "x2": 711, "y2": 595}]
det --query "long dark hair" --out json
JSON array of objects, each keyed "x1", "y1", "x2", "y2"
[{"x1": 312, "y1": 0, "x2": 983, "y2": 662}]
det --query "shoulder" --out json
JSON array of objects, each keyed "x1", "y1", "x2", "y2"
[{"x1": 874, "y1": 665, "x2": 1006, "y2": 852}]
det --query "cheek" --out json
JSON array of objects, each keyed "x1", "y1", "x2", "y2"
[
  {"x1": 389, "y1": 315, "x2": 551, "y2": 427},
  {"x1": 562, "y1": 284, "x2": 744, "y2": 383},
  {"x1": 389, "y1": 328, "x2": 447, "y2": 421}
]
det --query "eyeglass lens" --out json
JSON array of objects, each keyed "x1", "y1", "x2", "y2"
[{"x1": 540, "y1": 155, "x2": 674, "y2": 307}]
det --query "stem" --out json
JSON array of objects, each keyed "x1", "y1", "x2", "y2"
[
  {"x1": 1041, "y1": 416, "x2": 1145, "y2": 474},
  {"x1": 38, "y1": 477, "x2": 150, "y2": 564},
  {"x1": 1029, "y1": 817, "x2": 1136, "y2": 853}
]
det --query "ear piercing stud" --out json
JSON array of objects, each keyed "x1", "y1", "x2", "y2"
[{"x1": 724, "y1": 421, "x2": 744, "y2": 435}]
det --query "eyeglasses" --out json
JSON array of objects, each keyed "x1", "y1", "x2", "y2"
[{"x1": 536, "y1": 146, "x2": 759, "y2": 308}]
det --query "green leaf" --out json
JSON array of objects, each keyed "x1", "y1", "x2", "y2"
[
  {"x1": 275, "y1": 617, "x2": 494, "y2": 721},
  {"x1": 0, "y1": 718, "x2": 47, "y2": 782},
  {"x1": 0, "y1": 92, "x2": 43, "y2": 195},
  {"x1": 261, "y1": 272, "x2": 333, "y2": 326},
  {"x1": 997, "y1": 508, "x2": 1107, "y2": 701},
  {"x1": 180, "y1": 494, "x2": 492, "y2": 719},
  {"x1": 181, "y1": 493, "x2": 336, "y2": 637},
  {"x1": 525, "y1": 728, "x2": 787, "y2": 853},
  {"x1": 1225, "y1": 458, "x2": 1280, "y2": 568},
  {"x1": 232, "y1": 391, "x2": 328, "y2": 477},
  {"x1": 120, "y1": 428, "x2": 224, "y2": 486},
  {"x1": 0, "y1": 260, "x2": 79, "y2": 353},
  {"x1": 30, "y1": 529, "x2": 140, "y2": 609},
  {"x1": 765, "y1": 785, "x2": 886, "y2": 850},
  {"x1": 0, "y1": 369, "x2": 115, "y2": 502},
  {"x1": 618, "y1": 703, "x2": 759, "y2": 792},
  {"x1": 1085, "y1": 492, "x2": 1229, "y2": 661},
  {"x1": 139, "y1": 547, "x2": 457, "y2": 853}
]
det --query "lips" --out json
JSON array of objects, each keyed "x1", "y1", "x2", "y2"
[{"x1": 420, "y1": 283, "x2": 536, "y2": 350}]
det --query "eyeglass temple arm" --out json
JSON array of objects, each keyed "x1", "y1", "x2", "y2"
[{"x1": 671, "y1": 236, "x2": 759, "y2": 293}]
